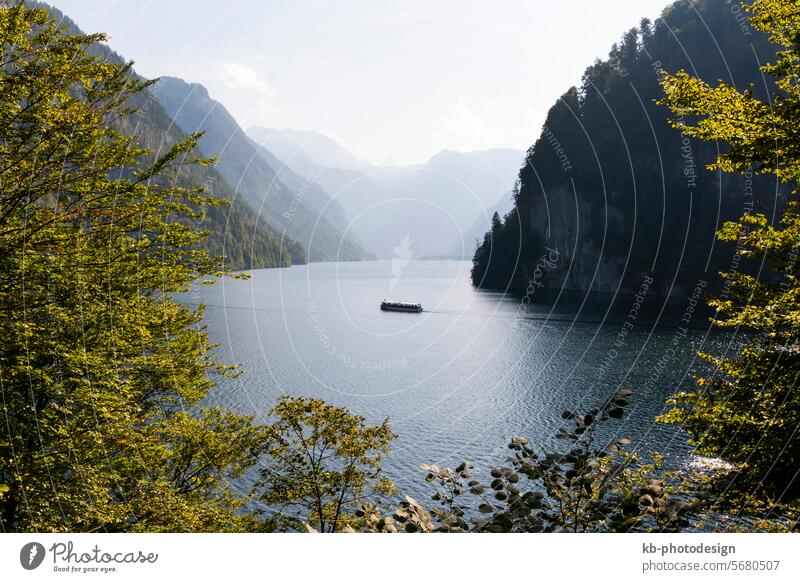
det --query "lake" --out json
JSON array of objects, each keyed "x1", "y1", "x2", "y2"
[{"x1": 184, "y1": 260, "x2": 738, "y2": 504}]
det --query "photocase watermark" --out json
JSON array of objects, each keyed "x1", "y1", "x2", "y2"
[
  {"x1": 280, "y1": 156, "x2": 329, "y2": 221},
  {"x1": 307, "y1": 301, "x2": 407, "y2": 370},
  {"x1": 596, "y1": 273, "x2": 654, "y2": 379},
  {"x1": 726, "y1": 0, "x2": 753, "y2": 36},
  {"x1": 541, "y1": 126, "x2": 573, "y2": 173},
  {"x1": 513, "y1": 246, "x2": 560, "y2": 327},
  {"x1": 651, "y1": 60, "x2": 698, "y2": 190},
  {"x1": 719, "y1": 158, "x2": 755, "y2": 303},
  {"x1": 137, "y1": 1, "x2": 244, "y2": 118},
  {"x1": 282, "y1": 180, "x2": 304, "y2": 220},
  {"x1": 20, "y1": 541, "x2": 45, "y2": 570},
  {"x1": 18, "y1": 540, "x2": 158, "y2": 575},
  {"x1": 390, "y1": 235, "x2": 413, "y2": 291},
  {"x1": 640, "y1": 279, "x2": 706, "y2": 394},
  {"x1": 680, "y1": 279, "x2": 707, "y2": 327},
  {"x1": 679, "y1": 129, "x2": 697, "y2": 189}
]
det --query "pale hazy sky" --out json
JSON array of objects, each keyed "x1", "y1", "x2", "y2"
[{"x1": 47, "y1": 0, "x2": 668, "y2": 165}]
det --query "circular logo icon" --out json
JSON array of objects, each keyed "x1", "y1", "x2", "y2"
[{"x1": 20, "y1": 542, "x2": 46, "y2": 570}]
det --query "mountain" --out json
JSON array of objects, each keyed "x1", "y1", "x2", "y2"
[
  {"x1": 351, "y1": 149, "x2": 524, "y2": 260},
  {"x1": 472, "y1": 0, "x2": 781, "y2": 300},
  {"x1": 247, "y1": 128, "x2": 524, "y2": 260},
  {"x1": 247, "y1": 127, "x2": 372, "y2": 173},
  {"x1": 35, "y1": 1, "x2": 304, "y2": 270},
  {"x1": 152, "y1": 77, "x2": 372, "y2": 262},
  {"x1": 247, "y1": 127, "x2": 385, "y2": 239},
  {"x1": 243, "y1": 135, "x2": 351, "y2": 235}
]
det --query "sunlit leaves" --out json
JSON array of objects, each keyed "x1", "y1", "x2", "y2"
[
  {"x1": 256, "y1": 396, "x2": 397, "y2": 533},
  {"x1": 657, "y1": 0, "x2": 800, "y2": 507},
  {"x1": 0, "y1": 4, "x2": 254, "y2": 532}
]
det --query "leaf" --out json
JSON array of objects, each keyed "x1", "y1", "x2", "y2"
[{"x1": 608, "y1": 407, "x2": 624, "y2": 419}]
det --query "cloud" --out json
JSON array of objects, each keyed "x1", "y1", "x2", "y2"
[
  {"x1": 213, "y1": 61, "x2": 283, "y2": 126},
  {"x1": 434, "y1": 97, "x2": 540, "y2": 154},
  {"x1": 217, "y1": 61, "x2": 273, "y2": 96},
  {"x1": 435, "y1": 96, "x2": 506, "y2": 152}
]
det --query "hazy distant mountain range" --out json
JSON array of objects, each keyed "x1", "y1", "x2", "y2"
[
  {"x1": 247, "y1": 127, "x2": 373, "y2": 174},
  {"x1": 247, "y1": 127, "x2": 524, "y2": 260},
  {"x1": 38, "y1": 1, "x2": 525, "y2": 268},
  {"x1": 152, "y1": 78, "x2": 371, "y2": 263}
]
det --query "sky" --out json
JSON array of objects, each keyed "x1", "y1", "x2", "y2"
[{"x1": 47, "y1": 0, "x2": 669, "y2": 166}]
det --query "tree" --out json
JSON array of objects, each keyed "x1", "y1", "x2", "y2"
[
  {"x1": 257, "y1": 396, "x2": 396, "y2": 532},
  {"x1": 471, "y1": 0, "x2": 777, "y2": 296},
  {"x1": 471, "y1": 206, "x2": 526, "y2": 291},
  {"x1": 657, "y1": 0, "x2": 800, "y2": 503},
  {"x1": 0, "y1": 3, "x2": 261, "y2": 531}
]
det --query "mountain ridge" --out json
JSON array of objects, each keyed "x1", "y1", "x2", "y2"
[
  {"x1": 35, "y1": 1, "x2": 306, "y2": 270},
  {"x1": 471, "y1": 0, "x2": 781, "y2": 300},
  {"x1": 247, "y1": 125, "x2": 524, "y2": 260},
  {"x1": 153, "y1": 76, "x2": 373, "y2": 262}
]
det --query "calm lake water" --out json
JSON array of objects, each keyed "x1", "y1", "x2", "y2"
[{"x1": 185, "y1": 260, "x2": 738, "y2": 502}]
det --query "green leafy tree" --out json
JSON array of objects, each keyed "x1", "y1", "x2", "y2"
[
  {"x1": 657, "y1": 0, "x2": 800, "y2": 503},
  {"x1": 0, "y1": 3, "x2": 262, "y2": 531},
  {"x1": 257, "y1": 396, "x2": 396, "y2": 532}
]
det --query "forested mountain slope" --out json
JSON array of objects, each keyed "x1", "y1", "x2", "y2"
[
  {"x1": 472, "y1": 0, "x2": 781, "y2": 299},
  {"x1": 37, "y1": 1, "x2": 304, "y2": 269},
  {"x1": 154, "y1": 77, "x2": 372, "y2": 262}
]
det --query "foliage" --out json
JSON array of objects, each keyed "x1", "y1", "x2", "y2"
[
  {"x1": 355, "y1": 496, "x2": 436, "y2": 533},
  {"x1": 257, "y1": 396, "x2": 396, "y2": 532},
  {"x1": 658, "y1": 0, "x2": 800, "y2": 503},
  {"x1": 361, "y1": 391, "x2": 702, "y2": 533},
  {"x1": 471, "y1": 209, "x2": 525, "y2": 290},
  {"x1": 0, "y1": 2, "x2": 262, "y2": 531}
]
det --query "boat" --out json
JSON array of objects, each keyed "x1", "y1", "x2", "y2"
[{"x1": 380, "y1": 300, "x2": 423, "y2": 313}]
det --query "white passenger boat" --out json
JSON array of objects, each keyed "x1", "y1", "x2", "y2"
[{"x1": 380, "y1": 300, "x2": 423, "y2": 313}]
